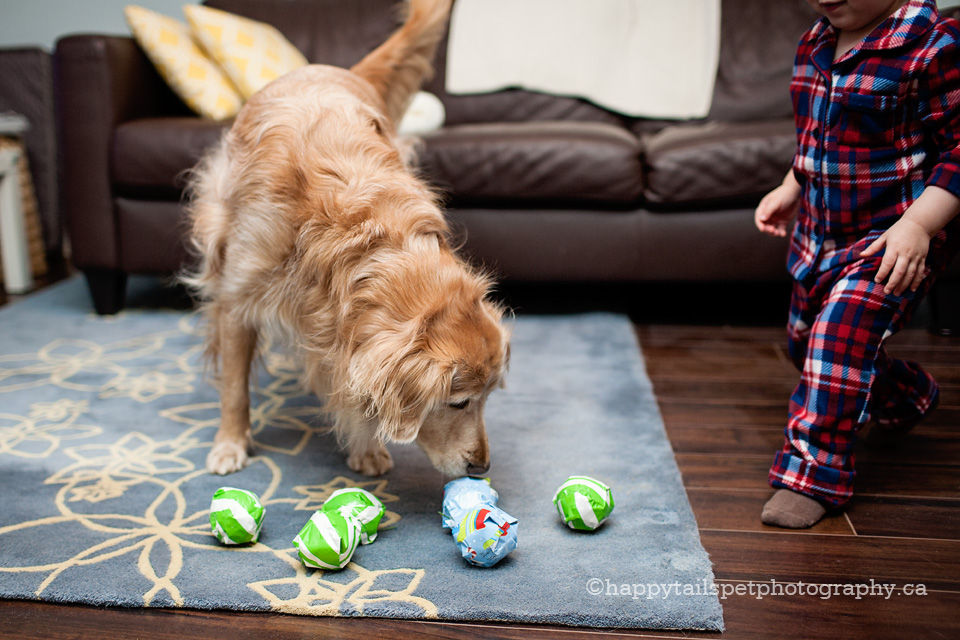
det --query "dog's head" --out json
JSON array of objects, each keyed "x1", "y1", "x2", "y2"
[
  {"x1": 411, "y1": 294, "x2": 509, "y2": 477},
  {"x1": 348, "y1": 267, "x2": 509, "y2": 477}
]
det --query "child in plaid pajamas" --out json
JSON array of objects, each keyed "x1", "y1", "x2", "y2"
[{"x1": 755, "y1": 0, "x2": 960, "y2": 528}]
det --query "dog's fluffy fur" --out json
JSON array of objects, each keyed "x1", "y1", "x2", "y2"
[{"x1": 183, "y1": 0, "x2": 509, "y2": 478}]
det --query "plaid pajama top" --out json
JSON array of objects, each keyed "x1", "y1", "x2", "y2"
[{"x1": 788, "y1": 0, "x2": 960, "y2": 281}]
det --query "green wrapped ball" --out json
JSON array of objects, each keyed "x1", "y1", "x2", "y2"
[
  {"x1": 209, "y1": 487, "x2": 265, "y2": 545},
  {"x1": 552, "y1": 476, "x2": 614, "y2": 531},
  {"x1": 292, "y1": 510, "x2": 362, "y2": 570},
  {"x1": 322, "y1": 487, "x2": 385, "y2": 545}
]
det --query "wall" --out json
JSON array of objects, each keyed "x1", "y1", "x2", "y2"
[{"x1": 0, "y1": 0, "x2": 200, "y2": 51}]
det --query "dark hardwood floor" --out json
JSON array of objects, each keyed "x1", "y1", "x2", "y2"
[{"x1": 2, "y1": 279, "x2": 957, "y2": 639}]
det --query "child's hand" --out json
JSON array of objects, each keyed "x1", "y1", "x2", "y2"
[
  {"x1": 863, "y1": 186, "x2": 960, "y2": 296},
  {"x1": 861, "y1": 218, "x2": 931, "y2": 296},
  {"x1": 755, "y1": 172, "x2": 801, "y2": 237}
]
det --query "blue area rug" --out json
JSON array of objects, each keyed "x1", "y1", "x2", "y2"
[{"x1": 0, "y1": 277, "x2": 723, "y2": 631}]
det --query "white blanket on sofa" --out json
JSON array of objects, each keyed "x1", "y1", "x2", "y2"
[{"x1": 446, "y1": 0, "x2": 721, "y2": 120}]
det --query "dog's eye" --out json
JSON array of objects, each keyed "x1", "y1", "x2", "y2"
[{"x1": 449, "y1": 399, "x2": 470, "y2": 410}]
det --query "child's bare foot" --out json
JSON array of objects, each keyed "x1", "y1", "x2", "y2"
[{"x1": 761, "y1": 489, "x2": 826, "y2": 529}]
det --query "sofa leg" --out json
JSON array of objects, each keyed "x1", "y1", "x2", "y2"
[
  {"x1": 84, "y1": 269, "x2": 127, "y2": 315},
  {"x1": 928, "y1": 280, "x2": 959, "y2": 337}
]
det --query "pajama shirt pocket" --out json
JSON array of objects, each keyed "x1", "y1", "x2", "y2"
[{"x1": 834, "y1": 91, "x2": 899, "y2": 147}]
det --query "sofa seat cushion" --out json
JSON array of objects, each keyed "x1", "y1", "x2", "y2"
[
  {"x1": 112, "y1": 117, "x2": 228, "y2": 197},
  {"x1": 419, "y1": 121, "x2": 644, "y2": 207},
  {"x1": 642, "y1": 118, "x2": 796, "y2": 208}
]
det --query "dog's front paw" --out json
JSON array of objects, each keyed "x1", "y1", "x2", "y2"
[
  {"x1": 347, "y1": 447, "x2": 394, "y2": 477},
  {"x1": 207, "y1": 439, "x2": 250, "y2": 475}
]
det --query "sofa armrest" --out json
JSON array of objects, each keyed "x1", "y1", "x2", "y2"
[{"x1": 53, "y1": 34, "x2": 188, "y2": 271}]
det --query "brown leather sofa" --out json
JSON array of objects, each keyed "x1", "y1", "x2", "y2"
[{"x1": 54, "y1": 0, "x2": 960, "y2": 325}]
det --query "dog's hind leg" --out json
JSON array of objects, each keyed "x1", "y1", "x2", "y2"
[
  {"x1": 344, "y1": 415, "x2": 394, "y2": 477},
  {"x1": 207, "y1": 310, "x2": 258, "y2": 475}
]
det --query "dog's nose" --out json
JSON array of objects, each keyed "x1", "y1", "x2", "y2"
[{"x1": 466, "y1": 461, "x2": 490, "y2": 476}]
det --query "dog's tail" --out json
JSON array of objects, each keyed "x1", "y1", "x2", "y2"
[{"x1": 350, "y1": 0, "x2": 451, "y2": 126}]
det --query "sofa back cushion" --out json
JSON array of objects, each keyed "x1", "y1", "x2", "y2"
[
  {"x1": 419, "y1": 121, "x2": 644, "y2": 207},
  {"x1": 204, "y1": 0, "x2": 398, "y2": 70},
  {"x1": 707, "y1": 0, "x2": 819, "y2": 122},
  {"x1": 206, "y1": 0, "x2": 624, "y2": 126},
  {"x1": 204, "y1": 0, "x2": 818, "y2": 127},
  {"x1": 641, "y1": 118, "x2": 796, "y2": 209}
]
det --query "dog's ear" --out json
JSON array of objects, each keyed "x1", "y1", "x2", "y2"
[
  {"x1": 379, "y1": 352, "x2": 452, "y2": 443},
  {"x1": 348, "y1": 330, "x2": 452, "y2": 443}
]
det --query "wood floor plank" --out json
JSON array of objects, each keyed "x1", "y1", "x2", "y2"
[
  {"x1": 707, "y1": 583, "x2": 960, "y2": 640},
  {"x1": 700, "y1": 531, "x2": 960, "y2": 591},
  {"x1": 676, "y1": 454, "x2": 784, "y2": 492},
  {"x1": 668, "y1": 425, "x2": 960, "y2": 466},
  {"x1": 685, "y1": 488, "x2": 854, "y2": 535},
  {"x1": 654, "y1": 379, "x2": 960, "y2": 404},
  {"x1": 854, "y1": 432, "x2": 960, "y2": 466},
  {"x1": 0, "y1": 600, "x2": 714, "y2": 640},
  {"x1": 645, "y1": 359, "x2": 796, "y2": 383},
  {"x1": 15, "y1": 584, "x2": 957, "y2": 640},
  {"x1": 854, "y1": 461, "x2": 960, "y2": 498},
  {"x1": 638, "y1": 338, "x2": 960, "y2": 366},
  {"x1": 638, "y1": 323, "x2": 957, "y2": 347},
  {"x1": 639, "y1": 343, "x2": 787, "y2": 365},
  {"x1": 885, "y1": 346, "x2": 960, "y2": 365},
  {"x1": 676, "y1": 454, "x2": 960, "y2": 499},
  {"x1": 845, "y1": 496, "x2": 960, "y2": 540},
  {"x1": 885, "y1": 328, "x2": 960, "y2": 349},
  {"x1": 656, "y1": 401, "x2": 788, "y2": 427},
  {"x1": 667, "y1": 425, "x2": 787, "y2": 455},
  {"x1": 652, "y1": 379, "x2": 800, "y2": 403},
  {"x1": 635, "y1": 325, "x2": 787, "y2": 345},
  {"x1": 648, "y1": 358, "x2": 960, "y2": 386},
  {"x1": 660, "y1": 401, "x2": 958, "y2": 434}
]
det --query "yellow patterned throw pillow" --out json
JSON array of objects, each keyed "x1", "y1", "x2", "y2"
[
  {"x1": 184, "y1": 4, "x2": 309, "y2": 100},
  {"x1": 124, "y1": 5, "x2": 242, "y2": 120}
]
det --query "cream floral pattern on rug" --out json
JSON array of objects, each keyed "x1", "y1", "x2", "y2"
[
  {"x1": 0, "y1": 280, "x2": 724, "y2": 630},
  {"x1": 0, "y1": 309, "x2": 434, "y2": 618}
]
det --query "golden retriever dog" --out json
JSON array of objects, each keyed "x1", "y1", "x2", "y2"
[{"x1": 183, "y1": 0, "x2": 508, "y2": 478}]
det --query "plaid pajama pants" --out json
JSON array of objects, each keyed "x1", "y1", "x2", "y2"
[{"x1": 769, "y1": 255, "x2": 939, "y2": 507}]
